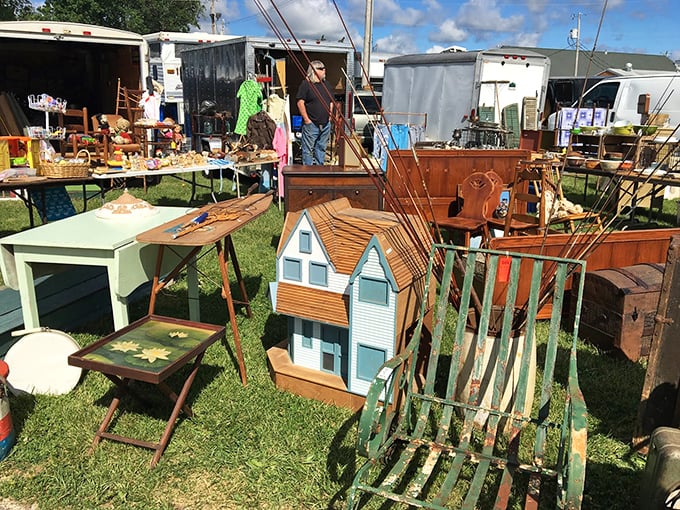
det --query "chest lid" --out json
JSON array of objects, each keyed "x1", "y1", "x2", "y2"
[{"x1": 585, "y1": 263, "x2": 664, "y2": 296}]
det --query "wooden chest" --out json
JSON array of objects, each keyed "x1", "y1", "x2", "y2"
[
  {"x1": 282, "y1": 165, "x2": 382, "y2": 213},
  {"x1": 575, "y1": 263, "x2": 664, "y2": 361}
]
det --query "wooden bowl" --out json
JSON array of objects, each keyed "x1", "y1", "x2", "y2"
[
  {"x1": 585, "y1": 158, "x2": 600, "y2": 169},
  {"x1": 566, "y1": 156, "x2": 585, "y2": 167}
]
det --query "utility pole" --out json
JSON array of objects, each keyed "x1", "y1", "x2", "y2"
[
  {"x1": 210, "y1": 0, "x2": 217, "y2": 35},
  {"x1": 361, "y1": 0, "x2": 374, "y2": 90},
  {"x1": 572, "y1": 12, "x2": 582, "y2": 77}
]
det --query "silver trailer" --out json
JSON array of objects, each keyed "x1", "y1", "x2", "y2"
[{"x1": 382, "y1": 48, "x2": 551, "y2": 142}]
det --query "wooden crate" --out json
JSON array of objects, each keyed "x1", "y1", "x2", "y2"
[{"x1": 575, "y1": 263, "x2": 664, "y2": 361}]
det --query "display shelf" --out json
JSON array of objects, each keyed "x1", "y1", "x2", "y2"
[
  {"x1": 24, "y1": 126, "x2": 66, "y2": 140},
  {"x1": 570, "y1": 132, "x2": 640, "y2": 159},
  {"x1": 27, "y1": 93, "x2": 67, "y2": 134}
]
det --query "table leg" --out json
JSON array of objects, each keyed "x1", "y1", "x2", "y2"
[
  {"x1": 227, "y1": 236, "x2": 252, "y2": 318},
  {"x1": 90, "y1": 377, "x2": 129, "y2": 452},
  {"x1": 13, "y1": 256, "x2": 40, "y2": 329},
  {"x1": 189, "y1": 171, "x2": 197, "y2": 203},
  {"x1": 216, "y1": 238, "x2": 247, "y2": 385},
  {"x1": 148, "y1": 245, "x2": 166, "y2": 316},
  {"x1": 186, "y1": 253, "x2": 200, "y2": 322},
  {"x1": 107, "y1": 263, "x2": 130, "y2": 331},
  {"x1": 151, "y1": 352, "x2": 204, "y2": 468},
  {"x1": 148, "y1": 245, "x2": 203, "y2": 319}
]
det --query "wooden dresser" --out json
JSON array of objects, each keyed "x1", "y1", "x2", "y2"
[{"x1": 282, "y1": 165, "x2": 382, "y2": 213}]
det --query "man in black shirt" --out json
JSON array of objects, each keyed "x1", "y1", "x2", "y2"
[{"x1": 296, "y1": 60, "x2": 335, "y2": 165}]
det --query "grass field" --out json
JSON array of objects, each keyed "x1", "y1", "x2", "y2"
[{"x1": 0, "y1": 172, "x2": 664, "y2": 509}]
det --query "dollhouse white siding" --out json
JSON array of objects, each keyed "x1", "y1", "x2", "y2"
[
  {"x1": 278, "y1": 216, "x2": 350, "y2": 294},
  {"x1": 348, "y1": 247, "x2": 396, "y2": 396},
  {"x1": 290, "y1": 317, "x2": 321, "y2": 370}
]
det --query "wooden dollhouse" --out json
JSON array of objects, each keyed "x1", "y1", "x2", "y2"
[{"x1": 266, "y1": 198, "x2": 433, "y2": 409}]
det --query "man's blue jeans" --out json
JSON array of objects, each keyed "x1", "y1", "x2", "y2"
[{"x1": 300, "y1": 121, "x2": 331, "y2": 165}]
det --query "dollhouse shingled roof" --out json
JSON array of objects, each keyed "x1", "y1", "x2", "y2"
[{"x1": 279, "y1": 198, "x2": 432, "y2": 288}]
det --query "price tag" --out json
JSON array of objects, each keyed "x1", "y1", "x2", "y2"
[{"x1": 498, "y1": 256, "x2": 512, "y2": 283}]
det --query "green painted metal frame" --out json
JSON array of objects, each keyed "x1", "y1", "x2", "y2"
[{"x1": 348, "y1": 244, "x2": 587, "y2": 509}]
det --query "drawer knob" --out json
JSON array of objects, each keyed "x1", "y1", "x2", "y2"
[
  {"x1": 308, "y1": 190, "x2": 313, "y2": 195},
  {"x1": 355, "y1": 190, "x2": 360, "y2": 195}
]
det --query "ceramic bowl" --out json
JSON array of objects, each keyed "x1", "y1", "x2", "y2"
[{"x1": 599, "y1": 159, "x2": 622, "y2": 172}]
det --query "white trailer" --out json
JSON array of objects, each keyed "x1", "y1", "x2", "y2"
[
  {"x1": 381, "y1": 48, "x2": 551, "y2": 142},
  {"x1": 0, "y1": 21, "x2": 148, "y2": 124},
  {"x1": 143, "y1": 31, "x2": 239, "y2": 126}
]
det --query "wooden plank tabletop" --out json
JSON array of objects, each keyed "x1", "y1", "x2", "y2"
[{"x1": 136, "y1": 192, "x2": 273, "y2": 246}]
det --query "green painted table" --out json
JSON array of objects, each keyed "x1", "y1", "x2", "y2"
[{"x1": 0, "y1": 206, "x2": 199, "y2": 331}]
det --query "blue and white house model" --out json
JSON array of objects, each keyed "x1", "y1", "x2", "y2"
[{"x1": 268, "y1": 197, "x2": 433, "y2": 405}]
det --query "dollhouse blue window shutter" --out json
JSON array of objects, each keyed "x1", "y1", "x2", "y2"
[
  {"x1": 302, "y1": 320, "x2": 313, "y2": 348},
  {"x1": 358, "y1": 276, "x2": 389, "y2": 305},
  {"x1": 283, "y1": 258, "x2": 302, "y2": 281},
  {"x1": 299, "y1": 231, "x2": 312, "y2": 253},
  {"x1": 357, "y1": 344, "x2": 386, "y2": 381},
  {"x1": 309, "y1": 262, "x2": 328, "y2": 286}
]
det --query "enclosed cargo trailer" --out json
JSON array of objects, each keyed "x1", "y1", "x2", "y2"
[
  {"x1": 180, "y1": 36, "x2": 355, "y2": 141},
  {"x1": 0, "y1": 21, "x2": 148, "y2": 126},
  {"x1": 381, "y1": 48, "x2": 551, "y2": 142}
]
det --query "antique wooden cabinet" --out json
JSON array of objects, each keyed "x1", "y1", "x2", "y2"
[
  {"x1": 281, "y1": 165, "x2": 382, "y2": 213},
  {"x1": 385, "y1": 148, "x2": 530, "y2": 223}
]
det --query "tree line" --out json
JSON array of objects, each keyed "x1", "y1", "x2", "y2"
[{"x1": 0, "y1": 0, "x2": 204, "y2": 33}]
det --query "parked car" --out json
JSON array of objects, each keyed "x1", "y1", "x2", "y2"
[{"x1": 352, "y1": 90, "x2": 382, "y2": 152}]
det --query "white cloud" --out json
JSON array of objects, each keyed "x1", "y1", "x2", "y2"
[
  {"x1": 524, "y1": 0, "x2": 549, "y2": 14},
  {"x1": 238, "y1": 0, "x2": 348, "y2": 41},
  {"x1": 374, "y1": 33, "x2": 419, "y2": 54},
  {"x1": 391, "y1": 7, "x2": 427, "y2": 27},
  {"x1": 457, "y1": 0, "x2": 524, "y2": 34},
  {"x1": 505, "y1": 32, "x2": 542, "y2": 48},
  {"x1": 430, "y1": 19, "x2": 467, "y2": 43}
]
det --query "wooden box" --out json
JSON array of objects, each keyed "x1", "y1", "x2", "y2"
[
  {"x1": 575, "y1": 263, "x2": 664, "y2": 361},
  {"x1": 282, "y1": 165, "x2": 382, "y2": 213}
]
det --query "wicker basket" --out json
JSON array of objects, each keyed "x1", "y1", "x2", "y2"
[{"x1": 40, "y1": 149, "x2": 91, "y2": 178}]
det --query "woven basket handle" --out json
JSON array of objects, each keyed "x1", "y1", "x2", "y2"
[
  {"x1": 40, "y1": 149, "x2": 53, "y2": 162},
  {"x1": 76, "y1": 149, "x2": 92, "y2": 164}
]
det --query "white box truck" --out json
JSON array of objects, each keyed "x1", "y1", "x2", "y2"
[
  {"x1": 381, "y1": 48, "x2": 551, "y2": 142},
  {"x1": 0, "y1": 21, "x2": 148, "y2": 126},
  {"x1": 143, "y1": 31, "x2": 239, "y2": 126}
]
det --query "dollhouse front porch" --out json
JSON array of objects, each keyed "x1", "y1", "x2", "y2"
[{"x1": 266, "y1": 339, "x2": 366, "y2": 411}]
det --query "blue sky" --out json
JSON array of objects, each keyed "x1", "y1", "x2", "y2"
[{"x1": 199, "y1": 0, "x2": 680, "y2": 62}]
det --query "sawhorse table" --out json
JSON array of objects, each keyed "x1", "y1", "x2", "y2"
[
  {"x1": 135, "y1": 192, "x2": 274, "y2": 386},
  {"x1": 68, "y1": 314, "x2": 225, "y2": 467}
]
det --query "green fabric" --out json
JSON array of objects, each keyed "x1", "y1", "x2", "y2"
[{"x1": 235, "y1": 80, "x2": 263, "y2": 135}]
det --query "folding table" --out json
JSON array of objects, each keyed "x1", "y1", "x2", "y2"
[
  {"x1": 68, "y1": 314, "x2": 225, "y2": 467},
  {"x1": 135, "y1": 192, "x2": 274, "y2": 385}
]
